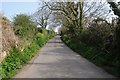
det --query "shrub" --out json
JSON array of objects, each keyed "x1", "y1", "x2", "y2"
[
  {"x1": 1, "y1": 47, "x2": 21, "y2": 78},
  {"x1": 35, "y1": 33, "x2": 47, "y2": 47},
  {"x1": 1, "y1": 43, "x2": 40, "y2": 78},
  {"x1": 13, "y1": 14, "x2": 37, "y2": 38},
  {"x1": 61, "y1": 31, "x2": 120, "y2": 77},
  {"x1": 1, "y1": 13, "x2": 55, "y2": 79},
  {"x1": 1, "y1": 30, "x2": 55, "y2": 79}
]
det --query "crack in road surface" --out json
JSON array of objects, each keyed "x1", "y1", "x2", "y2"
[{"x1": 14, "y1": 35, "x2": 114, "y2": 78}]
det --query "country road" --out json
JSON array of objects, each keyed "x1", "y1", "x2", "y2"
[{"x1": 14, "y1": 35, "x2": 114, "y2": 78}]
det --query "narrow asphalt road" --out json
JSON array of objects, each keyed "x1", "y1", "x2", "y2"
[{"x1": 14, "y1": 35, "x2": 114, "y2": 78}]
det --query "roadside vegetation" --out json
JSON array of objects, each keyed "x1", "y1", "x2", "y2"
[
  {"x1": 1, "y1": 0, "x2": 120, "y2": 79},
  {"x1": 60, "y1": 1, "x2": 120, "y2": 77},
  {"x1": 1, "y1": 14, "x2": 55, "y2": 79},
  {"x1": 38, "y1": 0, "x2": 120, "y2": 77}
]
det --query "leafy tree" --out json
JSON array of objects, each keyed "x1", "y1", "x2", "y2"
[
  {"x1": 13, "y1": 14, "x2": 37, "y2": 38},
  {"x1": 80, "y1": 18, "x2": 112, "y2": 48}
]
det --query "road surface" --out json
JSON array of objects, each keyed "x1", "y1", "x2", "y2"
[{"x1": 14, "y1": 36, "x2": 114, "y2": 78}]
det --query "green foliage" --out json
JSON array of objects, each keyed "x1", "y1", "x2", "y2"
[
  {"x1": 35, "y1": 33, "x2": 47, "y2": 47},
  {"x1": 1, "y1": 30, "x2": 55, "y2": 79},
  {"x1": 61, "y1": 17, "x2": 120, "y2": 77},
  {"x1": 37, "y1": 27, "x2": 55, "y2": 39},
  {"x1": 13, "y1": 14, "x2": 37, "y2": 38},
  {"x1": 61, "y1": 34, "x2": 120, "y2": 77},
  {"x1": 20, "y1": 43, "x2": 39, "y2": 63},
  {"x1": 1, "y1": 13, "x2": 55, "y2": 79},
  {"x1": 47, "y1": 30, "x2": 56, "y2": 39},
  {"x1": 2, "y1": 43, "x2": 41, "y2": 78},
  {"x1": 80, "y1": 19, "x2": 112, "y2": 47},
  {"x1": 13, "y1": 14, "x2": 31, "y2": 26},
  {"x1": 108, "y1": 1, "x2": 120, "y2": 53},
  {"x1": 2, "y1": 47, "x2": 21, "y2": 78},
  {"x1": 1, "y1": 44, "x2": 39, "y2": 78},
  {"x1": 108, "y1": 2, "x2": 120, "y2": 74}
]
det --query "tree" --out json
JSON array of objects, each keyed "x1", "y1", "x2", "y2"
[
  {"x1": 43, "y1": 1, "x2": 84, "y2": 37},
  {"x1": 108, "y1": 1, "x2": 120, "y2": 17},
  {"x1": 108, "y1": 1, "x2": 120, "y2": 55},
  {"x1": 13, "y1": 14, "x2": 37, "y2": 38},
  {"x1": 42, "y1": 0, "x2": 111, "y2": 36},
  {"x1": 32, "y1": 4, "x2": 52, "y2": 28}
]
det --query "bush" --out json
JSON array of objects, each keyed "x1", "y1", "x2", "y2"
[
  {"x1": 1, "y1": 13, "x2": 55, "y2": 79},
  {"x1": 35, "y1": 33, "x2": 47, "y2": 47},
  {"x1": 37, "y1": 28, "x2": 55, "y2": 40},
  {"x1": 1, "y1": 29, "x2": 55, "y2": 79},
  {"x1": 1, "y1": 43, "x2": 39, "y2": 78},
  {"x1": 61, "y1": 33, "x2": 120, "y2": 77},
  {"x1": 80, "y1": 21, "x2": 112, "y2": 47},
  {"x1": 1, "y1": 43, "x2": 40, "y2": 78},
  {"x1": 13, "y1": 14, "x2": 37, "y2": 38},
  {"x1": 2, "y1": 47, "x2": 21, "y2": 78}
]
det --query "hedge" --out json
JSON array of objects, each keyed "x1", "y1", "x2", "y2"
[{"x1": 1, "y1": 32, "x2": 55, "y2": 79}]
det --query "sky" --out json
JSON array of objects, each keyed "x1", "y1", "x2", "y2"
[
  {"x1": 1, "y1": 0, "x2": 120, "y2": 32},
  {"x1": 2, "y1": 2, "x2": 40, "y2": 21},
  {"x1": 1, "y1": 0, "x2": 120, "y2": 21},
  {"x1": 1, "y1": 0, "x2": 59, "y2": 32}
]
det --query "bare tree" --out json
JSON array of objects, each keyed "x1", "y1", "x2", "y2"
[
  {"x1": 32, "y1": 3, "x2": 52, "y2": 28},
  {"x1": 83, "y1": 0, "x2": 112, "y2": 27},
  {"x1": 34, "y1": 0, "x2": 112, "y2": 36},
  {"x1": 43, "y1": 1, "x2": 84, "y2": 36}
]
